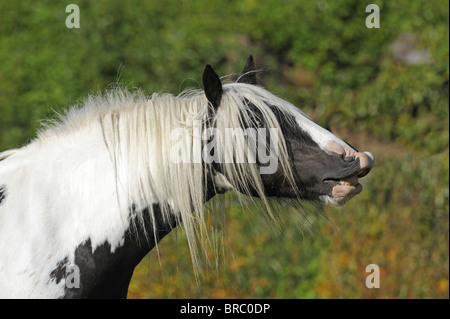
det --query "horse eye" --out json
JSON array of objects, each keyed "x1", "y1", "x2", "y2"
[{"x1": 344, "y1": 156, "x2": 355, "y2": 162}]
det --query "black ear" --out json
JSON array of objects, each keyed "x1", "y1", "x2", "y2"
[
  {"x1": 202, "y1": 64, "x2": 223, "y2": 109},
  {"x1": 237, "y1": 54, "x2": 257, "y2": 85}
]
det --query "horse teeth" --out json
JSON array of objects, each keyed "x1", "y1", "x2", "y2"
[{"x1": 340, "y1": 181, "x2": 351, "y2": 186}]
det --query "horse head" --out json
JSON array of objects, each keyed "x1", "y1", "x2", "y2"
[{"x1": 202, "y1": 55, "x2": 374, "y2": 206}]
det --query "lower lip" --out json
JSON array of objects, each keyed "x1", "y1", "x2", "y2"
[{"x1": 334, "y1": 183, "x2": 363, "y2": 194}]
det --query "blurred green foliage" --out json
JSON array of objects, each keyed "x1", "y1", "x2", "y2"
[{"x1": 0, "y1": 0, "x2": 448, "y2": 298}]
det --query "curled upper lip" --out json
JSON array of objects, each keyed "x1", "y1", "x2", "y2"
[
  {"x1": 323, "y1": 165, "x2": 361, "y2": 184},
  {"x1": 323, "y1": 151, "x2": 374, "y2": 182}
]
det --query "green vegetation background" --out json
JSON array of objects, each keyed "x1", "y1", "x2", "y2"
[{"x1": 0, "y1": 0, "x2": 448, "y2": 298}]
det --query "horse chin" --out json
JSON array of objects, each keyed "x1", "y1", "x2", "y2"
[{"x1": 320, "y1": 183, "x2": 363, "y2": 206}]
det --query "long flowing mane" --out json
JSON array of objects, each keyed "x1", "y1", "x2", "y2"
[{"x1": 34, "y1": 82, "x2": 320, "y2": 273}]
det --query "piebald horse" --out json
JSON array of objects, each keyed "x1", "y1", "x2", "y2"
[{"x1": 0, "y1": 56, "x2": 374, "y2": 298}]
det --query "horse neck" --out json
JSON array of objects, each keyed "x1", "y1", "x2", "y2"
[
  {"x1": 0, "y1": 110, "x2": 186, "y2": 298},
  {"x1": 46, "y1": 106, "x2": 193, "y2": 298}
]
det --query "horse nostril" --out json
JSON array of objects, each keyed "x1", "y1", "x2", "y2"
[
  {"x1": 355, "y1": 151, "x2": 374, "y2": 178},
  {"x1": 357, "y1": 167, "x2": 371, "y2": 178}
]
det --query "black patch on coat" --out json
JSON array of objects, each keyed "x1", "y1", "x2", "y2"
[{"x1": 50, "y1": 204, "x2": 179, "y2": 299}]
